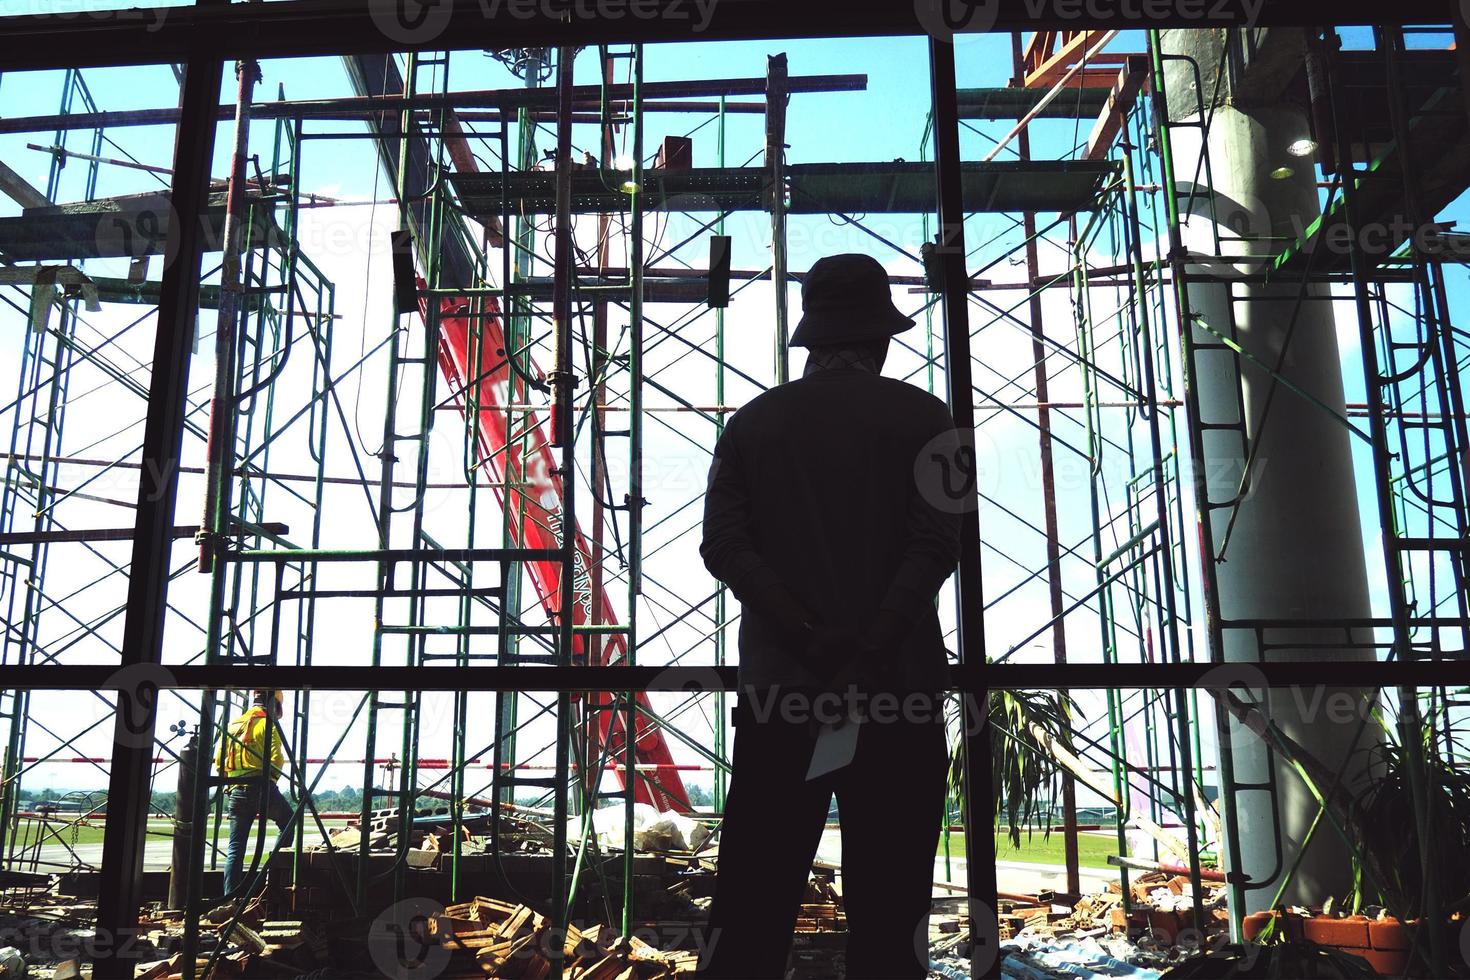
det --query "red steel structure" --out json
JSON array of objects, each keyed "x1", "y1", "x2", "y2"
[{"x1": 429, "y1": 286, "x2": 691, "y2": 811}]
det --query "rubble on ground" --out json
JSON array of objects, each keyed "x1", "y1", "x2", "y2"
[
  {"x1": 132, "y1": 893, "x2": 329, "y2": 979},
  {"x1": 315, "y1": 804, "x2": 558, "y2": 864},
  {"x1": 786, "y1": 874, "x2": 850, "y2": 978},
  {"x1": 927, "y1": 870, "x2": 1232, "y2": 980},
  {"x1": 576, "y1": 805, "x2": 712, "y2": 855},
  {"x1": 0, "y1": 890, "x2": 331, "y2": 980},
  {"x1": 316, "y1": 803, "x2": 719, "y2": 868},
  {"x1": 2, "y1": 849, "x2": 1247, "y2": 980},
  {"x1": 997, "y1": 935, "x2": 1164, "y2": 979},
  {"x1": 0, "y1": 847, "x2": 713, "y2": 980},
  {"x1": 424, "y1": 897, "x2": 700, "y2": 978},
  {"x1": 793, "y1": 875, "x2": 845, "y2": 935}
]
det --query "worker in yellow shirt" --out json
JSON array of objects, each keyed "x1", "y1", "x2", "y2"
[{"x1": 215, "y1": 689, "x2": 294, "y2": 898}]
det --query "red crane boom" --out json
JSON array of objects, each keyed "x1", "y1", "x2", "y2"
[{"x1": 427, "y1": 285, "x2": 691, "y2": 812}]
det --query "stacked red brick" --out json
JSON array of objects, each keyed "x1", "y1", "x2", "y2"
[{"x1": 1242, "y1": 909, "x2": 1413, "y2": 976}]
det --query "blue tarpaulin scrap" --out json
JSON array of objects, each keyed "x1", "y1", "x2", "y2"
[
  {"x1": 930, "y1": 942, "x2": 1166, "y2": 980},
  {"x1": 999, "y1": 941, "x2": 1164, "y2": 980}
]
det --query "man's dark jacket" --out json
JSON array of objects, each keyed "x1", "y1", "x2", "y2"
[{"x1": 700, "y1": 367, "x2": 964, "y2": 691}]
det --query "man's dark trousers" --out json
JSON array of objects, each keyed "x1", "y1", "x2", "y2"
[{"x1": 702, "y1": 690, "x2": 949, "y2": 979}]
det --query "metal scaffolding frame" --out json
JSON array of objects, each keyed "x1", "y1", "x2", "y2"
[{"x1": 0, "y1": 7, "x2": 1467, "y2": 980}]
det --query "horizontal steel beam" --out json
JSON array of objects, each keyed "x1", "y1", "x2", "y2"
[
  {"x1": 0, "y1": 74, "x2": 862, "y2": 135},
  {"x1": 228, "y1": 545, "x2": 561, "y2": 562},
  {"x1": 0, "y1": 0, "x2": 1452, "y2": 71},
  {"x1": 3, "y1": 659, "x2": 1467, "y2": 691},
  {"x1": 0, "y1": 522, "x2": 288, "y2": 546}
]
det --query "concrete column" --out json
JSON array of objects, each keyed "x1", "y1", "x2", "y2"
[{"x1": 1162, "y1": 29, "x2": 1381, "y2": 915}]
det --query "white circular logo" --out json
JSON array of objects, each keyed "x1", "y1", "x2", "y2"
[
  {"x1": 1196, "y1": 661, "x2": 1270, "y2": 754},
  {"x1": 969, "y1": 899, "x2": 1001, "y2": 976},
  {"x1": 647, "y1": 665, "x2": 725, "y2": 697},
  {"x1": 368, "y1": 0, "x2": 454, "y2": 45},
  {"x1": 104, "y1": 663, "x2": 176, "y2": 749},
  {"x1": 93, "y1": 196, "x2": 178, "y2": 270},
  {"x1": 914, "y1": 0, "x2": 1000, "y2": 42},
  {"x1": 915, "y1": 426, "x2": 983, "y2": 514},
  {"x1": 367, "y1": 897, "x2": 451, "y2": 978},
  {"x1": 1176, "y1": 185, "x2": 1272, "y2": 282}
]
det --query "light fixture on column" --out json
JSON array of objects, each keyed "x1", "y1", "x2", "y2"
[{"x1": 613, "y1": 153, "x2": 638, "y2": 192}]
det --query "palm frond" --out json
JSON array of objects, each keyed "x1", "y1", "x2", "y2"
[{"x1": 947, "y1": 687, "x2": 1073, "y2": 848}]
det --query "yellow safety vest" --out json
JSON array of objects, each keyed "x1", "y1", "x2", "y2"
[{"x1": 215, "y1": 706, "x2": 285, "y2": 778}]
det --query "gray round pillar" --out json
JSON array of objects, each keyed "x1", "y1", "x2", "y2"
[{"x1": 1162, "y1": 29, "x2": 1381, "y2": 917}]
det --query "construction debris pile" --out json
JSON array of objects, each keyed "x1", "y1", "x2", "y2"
[
  {"x1": 131, "y1": 897, "x2": 328, "y2": 979},
  {"x1": 785, "y1": 874, "x2": 849, "y2": 979},
  {"x1": 318, "y1": 805, "x2": 556, "y2": 865},
  {"x1": 574, "y1": 806, "x2": 711, "y2": 857},
  {"x1": 316, "y1": 803, "x2": 720, "y2": 869},
  {"x1": 0, "y1": 892, "x2": 330, "y2": 980},
  {"x1": 423, "y1": 897, "x2": 700, "y2": 978},
  {"x1": 0, "y1": 883, "x2": 713, "y2": 980},
  {"x1": 928, "y1": 871, "x2": 1231, "y2": 980},
  {"x1": 1, "y1": 858, "x2": 1242, "y2": 980},
  {"x1": 0, "y1": 895, "x2": 98, "y2": 980}
]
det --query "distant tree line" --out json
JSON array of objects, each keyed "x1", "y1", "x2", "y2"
[{"x1": 17, "y1": 782, "x2": 720, "y2": 816}]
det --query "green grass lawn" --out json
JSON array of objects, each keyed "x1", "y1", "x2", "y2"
[
  {"x1": 938, "y1": 830, "x2": 1118, "y2": 869},
  {"x1": 9, "y1": 818, "x2": 206, "y2": 847},
  {"x1": 14, "y1": 818, "x2": 1117, "y2": 871},
  {"x1": 8, "y1": 818, "x2": 313, "y2": 849}
]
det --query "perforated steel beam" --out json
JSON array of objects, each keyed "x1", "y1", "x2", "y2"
[{"x1": 92, "y1": 41, "x2": 224, "y2": 980}]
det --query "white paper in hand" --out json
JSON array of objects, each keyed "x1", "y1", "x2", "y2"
[{"x1": 806, "y1": 717, "x2": 861, "y2": 780}]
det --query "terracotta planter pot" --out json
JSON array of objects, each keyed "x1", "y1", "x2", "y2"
[{"x1": 1242, "y1": 909, "x2": 1305, "y2": 944}]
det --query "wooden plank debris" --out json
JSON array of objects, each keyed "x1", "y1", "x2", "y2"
[{"x1": 426, "y1": 899, "x2": 697, "y2": 977}]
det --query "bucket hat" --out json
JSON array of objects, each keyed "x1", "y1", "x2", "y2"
[{"x1": 789, "y1": 253, "x2": 915, "y2": 348}]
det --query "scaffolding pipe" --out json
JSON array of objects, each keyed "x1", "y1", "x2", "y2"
[
  {"x1": 1011, "y1": 32, "x2": 1081, "y2": 897},
  {"x1": 622, "y1": 42, "x2": 645, "y2": 938},
  {"x1": 549, "y1": 44, "x2": 577, "y2": 980},
  {"x1": 199, "y1": 57, "x2": 261, "y2": 574},
  {"x1": 766, "y1": 53, "x2": 789, "y2": 384},
  {"x1": 928, "y1": 37, "x2": 1001, "y2": 980}
]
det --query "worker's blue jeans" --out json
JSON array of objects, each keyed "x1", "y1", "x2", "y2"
[{"x1": 222, "y1": 781, "x2": 294, "y2": 899}]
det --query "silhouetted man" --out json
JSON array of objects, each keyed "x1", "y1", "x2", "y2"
[{"x1": 699, "y1": 253, "x2": 966, "y2": 979}]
